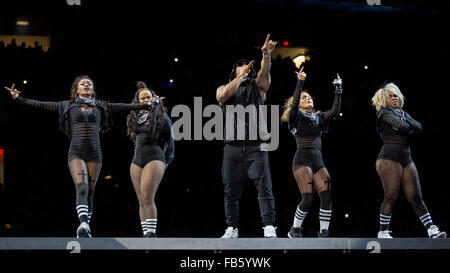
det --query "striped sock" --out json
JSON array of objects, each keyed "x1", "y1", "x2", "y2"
[
  {"x1": 146, "y1": 219, "x2": 157, "y2": 234},
  {"x1": 380, "y1": 213, "x2": 392, "y2": 231},
  {"x1": 76, "y1": 205, "x2": 89, "y2": 224},
  {"x1": 141, "y1": 221, "x2": 147, "y2": 235},
  {"x1": 293, "y1": 207, "x2": 308, "y2": 228},
  {"x1": 419, "y1": 212, "x2": 433, "y2": 229},
  {"x1": 319, "y1": 209, "x2": 332, "y2": 231}
]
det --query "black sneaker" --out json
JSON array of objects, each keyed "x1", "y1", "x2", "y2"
[
  {"x1": 318, "y1": 229, "x2": 329, "y2": 238},
  {"x1": 287, "y1": 226, "x2": 302, "y2": 238},
  {"x1": 144, "y1": 232, "x2": 157, "y2": 238}
]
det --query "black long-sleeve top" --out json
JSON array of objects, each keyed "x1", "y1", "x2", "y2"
[
  {"x1": 287, "y1": 80, "x2": 342, "y2": 150},
  {"x1": 15, "y1": 96, "x2": 150, "y2": 153},
  {"x1": 376, "y1": 108, "x2": 422, "y2": 145}
]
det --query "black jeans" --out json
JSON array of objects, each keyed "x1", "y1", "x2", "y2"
[{"x1": 222, "y1": 142, "x2": 276, "y2": 228}]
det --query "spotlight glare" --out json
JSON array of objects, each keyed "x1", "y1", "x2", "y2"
[
  {"x1": 293, "y1": 55, "x2": 305, "y2": 69},
  {"x1": 16, "y1": 20, "x2": 29, "y2": 26},
  {"x1": 23, "y1": 80, "x2": 28, "y2": 84},
  {"x1": 174, "y1": 57, "x2": 179, "y2": 62},
  {"x1": 364, "y1": 65, "x2": 368, "y2": 70},
  {"x1": 345, "y1": 213, "x2": 349, "y2": 219},
  {"x1": 169, "y1": 79, "x2": 174, "y2": 83}
]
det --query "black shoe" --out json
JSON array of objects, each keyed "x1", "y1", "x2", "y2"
[
  {"x1": 144, "y1": 232, "x2": 156, "y2": 238},
  {"x1": 287, "y1": 226, "x2": 303, "y2": 238},
  {"x1": 318, "y1": 229, "x2": 329, "y2": 238}
]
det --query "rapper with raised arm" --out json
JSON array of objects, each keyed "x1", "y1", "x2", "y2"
[
  {"x1": 126, "y1": 81, "x2": 174, "y2": 238},
  {"x1": 281, "y1": 68, "x2": 342, "y2": 238},
  {"x1": 371, "y1": 83, "x2": 446, "y2": 239},
  {"x1": 5, "y1": 76, "x2": 155, "y2": 237},
  {"x1": 216, "y1": 34, "x2": 278, "y2": 238}
]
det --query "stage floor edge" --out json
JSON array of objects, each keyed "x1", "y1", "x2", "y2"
[{"x1": 0, "y1": 237, "x2": 449, "y2": 251}]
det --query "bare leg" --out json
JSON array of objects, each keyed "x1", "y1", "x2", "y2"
[
  {"x1": 130, "y1": 163, "x2": 145, "y2": 223},
  {"x1": 140, "y1": 160, "x2": 166, "y2": 220}
]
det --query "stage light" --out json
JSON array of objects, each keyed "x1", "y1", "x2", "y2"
[
  {"x1": 283, "y1": 41, "x2": 289, "y2": 47},
  {"x1": 345, "y1": 213, "x2": 349, "y2": 219},
  {"x1": 339, "y1": 113, "x2": 343, "y2": 116},
  {"x1": 105, "y1": 175, "x2": 113, "y2": 180},
  {"x1": 16, "y1": 20, "x2": 29, "y2": 26},
  {"x1": 364, "y1": 65, "x2": 368, "y2": 70},
  {"x1": 174, "y1": 57, "x2": 179, "y2": 62},
  {"x1": 23, "y1": 80, "x2": 28, "y2": 84},
  {"x1": 169, "y1": 79, "x2": 174, "y2": 83},
  {"x1": 293, "y1": 55, "x2": 305, "y2": 69}
]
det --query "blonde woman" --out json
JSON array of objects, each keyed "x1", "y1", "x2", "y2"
[
  {"x1": 372, "y1": 83, "x2": 446, "y2": 239},
  {"x1": 281, "y1": 68, "x2": 342, "y2": 238}
]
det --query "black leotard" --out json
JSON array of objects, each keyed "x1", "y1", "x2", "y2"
[
  {"x1": 376, "y1": 108, "x2": 422, "y2": 166},
  {"x1": 287, "y1": 80, "x2": 341, "y2": 172},
  {"x1": 132, "y1": 112, "x2": 174, "y2": 168}
]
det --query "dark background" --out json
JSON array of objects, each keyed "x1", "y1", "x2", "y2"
[{"x1": 0, "y1": 0, "x2": 448, "y2": 238}]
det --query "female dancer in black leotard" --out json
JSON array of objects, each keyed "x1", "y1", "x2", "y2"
[
  {"x1": 372, "y1": 83, "x2": 446, "y2": 239},
  {"x1": 5, "y1": 76, "x2": 154, "y2": 237},
  {"x1": 281, "y1": 68, "x2": 342, "y2": 238},
  {"x1": 126, "y1": 81, "x2": 174, "y2": 237}
]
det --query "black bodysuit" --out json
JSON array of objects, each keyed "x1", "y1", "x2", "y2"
[
  {"x1": 16, "y1": 96, "x2": 150, "y2": 163},
  {"x1": 132, "y1": 112, "x2": 174, "y2": 168},
  {"x1": 287, "y1": 80, "x2": 341, "y2": 172},
  {"x1": 376, "y1": 108, "x2": 422, "y2": 167}
]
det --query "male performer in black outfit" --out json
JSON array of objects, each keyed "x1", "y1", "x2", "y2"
[{"x1": 216, "y1": 34, "x2": 278, "y2": 238}]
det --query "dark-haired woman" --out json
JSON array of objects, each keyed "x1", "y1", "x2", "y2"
[
  {"x1": 281, "y1": 68, "x2": 342, "y2": 238},
  {"x1": 5, "y1": 76, "x2": 154, "y2": 237},
  {"x1": 126, "y1": 81, "x2": 174, "y2": 238}
]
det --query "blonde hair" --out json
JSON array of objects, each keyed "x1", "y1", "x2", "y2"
[
  {"x1": 281, "y1": 91, "x2": 318, "y2": 123},
  {"x1": 371, "y1": 82, "x2": 405, "y2": 111},
  {"x1": 281, "y1": 96, "x2": 294, "y2": 123}
]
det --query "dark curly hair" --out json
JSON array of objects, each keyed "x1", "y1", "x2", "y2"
[
  {"x1": 70, "y1": 75, "x2": 96, "y2": 101},
  {"x1": 126, "y1": 81, "x2": 168, "y2": 142}
]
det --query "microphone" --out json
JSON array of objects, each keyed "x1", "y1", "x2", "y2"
[{"x1": 244, "y1": 60, "x2": 255, "y2": 73}]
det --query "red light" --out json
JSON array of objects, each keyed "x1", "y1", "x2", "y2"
[
  {"x1": 0, "y1": 148, "x2": 3, "y2": 156},
  {"x1": 283, "y1": 41, "x2": 289, "y2": 47}
]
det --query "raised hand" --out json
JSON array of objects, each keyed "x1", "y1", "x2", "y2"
[
  {"x1": 333, "y1": 73, "x2": 343, "y2": 93},
  {"x1": 333, "y1": 73, "x2": 342, "y2": 86},
  {"x1": 295, "y1": 67, "x2": 307, "y2": 81},
  {"x1": 4, "y1": 83, "x2": 21, "y2": 99},
  {"x1": 261, "y1": 34, "x2": 277, "y2": 55},
  {"x1": 236, "y1": 67, "x2": 250, "y2": 79}
]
